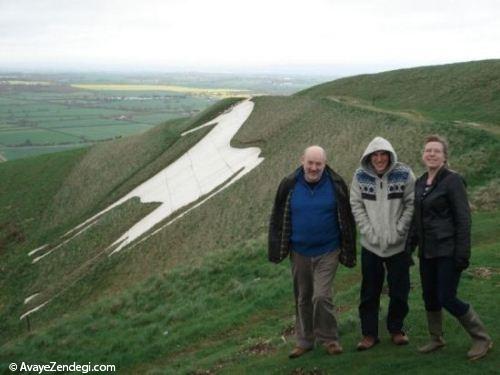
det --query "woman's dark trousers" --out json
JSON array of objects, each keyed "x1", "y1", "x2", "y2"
[{"x1": 419, "y1": 256, "x2": 469, "y2": 317}]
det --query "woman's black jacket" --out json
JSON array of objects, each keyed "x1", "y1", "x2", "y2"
[{"x1": 407, "y1": 167, "x2": 471, "y2": 269}]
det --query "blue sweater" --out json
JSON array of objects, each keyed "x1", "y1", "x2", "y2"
[{"x1": 290, "y1": 171, "x2": 341, "y2": 257}]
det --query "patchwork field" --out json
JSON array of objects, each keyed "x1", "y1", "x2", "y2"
[
  {"x1": 0, "y1": 73, "x2": 329, "y2": 160},
  {"x1": 0, "y1": 84, "x2": 215, "y2": 160}
]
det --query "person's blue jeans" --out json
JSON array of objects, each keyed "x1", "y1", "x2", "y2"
[
  {"x1": 359, "y1": 247, "x2": 410, "y2": 338},
  {"x1": 419, "y1": 256, "x2": 469, "y2": 317}
]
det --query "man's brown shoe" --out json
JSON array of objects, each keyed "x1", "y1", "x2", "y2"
[
  {"x1": 391, "y1": 332, "x2": 409, "y2": 345},
  {"x1": 324, "y1": 341, "x2": 343, "y2": 355},
  {"x1": 357, "y1": 336, "x2": 380, "y2": 351},
  {"x1": 288, "y1": 346, "x2": 312, "y2": 359}
]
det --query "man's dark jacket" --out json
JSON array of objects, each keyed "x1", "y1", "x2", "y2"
[
  {"x1": 268, "y1": 165, "x2": 357, "y2": 267},
  {"x1": 407, "y1": 167, "x2": 471, "y2": 268}
]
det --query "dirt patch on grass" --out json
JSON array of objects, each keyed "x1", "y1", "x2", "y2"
[
  {"x1": 470, "y1": 180, "x2": 500, "y2": 211},
  {"x1": 335, "y1": 305, "x2": 352, "y2": 313},
  {"x1": 0, "y1": 221, "x2": 25, "y2": 251},
  {"x1": 471, "y1": 267, "x2": 496, "y2": 279},
  {"x1": 291, "y1": 367, "x2": 325, "y2": 375},
  {"x1": 246, "y1": 340, "x2": 277, "y2": 356},
  {"x1": 191, "y1": 366, "x2": 223, "y2": 375},
  {"x1": 281, "y1": 322, "x2": 295, "y2": 339}
]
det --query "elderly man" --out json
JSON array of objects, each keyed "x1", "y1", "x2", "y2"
[
  {"x1": 350, "y1": 136, "x2": 415, "y2": 350},
  {"x1": 268, "y1": 145, "x2": 356, "y2": 358}
]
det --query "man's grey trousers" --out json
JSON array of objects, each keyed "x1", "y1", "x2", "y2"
[{"x1": 291, "y1": 250, "x2": 340, "y2": 348}]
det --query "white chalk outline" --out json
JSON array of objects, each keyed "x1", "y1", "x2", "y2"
[{"x1": 22, "y1": 98, "x2": 263, "y2": 319}]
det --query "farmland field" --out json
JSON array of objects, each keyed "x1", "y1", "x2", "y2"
[
  {"x1": 70, "y1": 83, "x2": 249, "y2": 97},
  {"x1": 0, "y1": 72, "x2": 332, "y2": 160},
  {"x1": 0, "y1": 82, "x2": 214, "y2": 160}
]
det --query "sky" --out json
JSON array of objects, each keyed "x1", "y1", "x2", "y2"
[{"x1": 1, "y1": 0, "x2": 499, "y2": 75}]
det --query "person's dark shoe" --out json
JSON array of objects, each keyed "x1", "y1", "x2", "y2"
[
  {"x1": 288, "y1": 346, "x2": 312, "y2": 359},
  {"x1": 324, "y1": 341, "x2": 343, "y2": 355},
  {"x1": 391, "y1": 332, "x2": 409, "y2": 346},
  {"x1": 357, "y1": 336, "x2": 380, "y2": 351}
]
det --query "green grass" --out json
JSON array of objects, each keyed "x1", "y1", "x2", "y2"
[
  {"x1": 1, "y1": 211, "x2": 498, "y2": 374},
  {"x1": 0, "y1": 197, "x2": 159, "y2": 343},
  {"x1": 59, "y1": 123, "x2": 154, "y2": 140},
  {"x1": 0, "y1": 97, "x2": 243, "y2": 346},
  {"x1": 0, "y1": 128, "x2": 82, "y2": 145},
  {"x1": 0, "y1": 144, "x2": 91, "y2": 160},
  {"x1": 4, "y1": 90, "x2": 496, "y2": 355},
  {"x1": 297, "y1": 59, "x2": 500, "y2": 126},
  {"x1": 0, "y1": 147, "x2": 88, "y2": 250},
  {"x1": 0, "y1": 62, "x2": 499, "y2": 374},
  {"x1": 7, "y1": 91, "x2": 495, "y2": 336},
  {"x1": 131, "y1": 113, "x2": 186, "y2": 125}
]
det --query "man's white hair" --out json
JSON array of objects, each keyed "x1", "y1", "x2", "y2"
[{"x1": 303, "y1": 145, "x2": 327, "y2": 161}]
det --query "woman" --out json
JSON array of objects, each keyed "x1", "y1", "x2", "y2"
[{"x1": 408, "y1": 135, "x2": 492, "y2": 360}]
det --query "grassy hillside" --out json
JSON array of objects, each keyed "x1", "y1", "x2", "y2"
[
  {"x1": 0, "y1": 62, "x2": 499, "y2": 373},
  {"x1": 0, "y1": 97, "x2": 243, "y2": 341},
  {"x1": 1, "y1": 213, "x2": 498, "y2": 374},
  {"x1": 40, "y1": 97, "x2": 243, "y2": 235},
  {"x1": 0, "y1": 148, "x2": 87, "y2": 250},
  {"x1": 297, "y1": 59, "x2": 500, "y2": 127}
]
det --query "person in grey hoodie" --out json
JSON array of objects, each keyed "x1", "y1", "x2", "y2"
[{"x1": 350, "y1": 136, "x2": 415, "y2": 350}]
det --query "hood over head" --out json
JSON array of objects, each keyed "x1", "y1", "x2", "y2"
[{"x1": 360, "y1": 136, "x2": 398, "y2": 173}]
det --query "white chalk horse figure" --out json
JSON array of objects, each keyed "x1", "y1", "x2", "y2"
[{"x1": 23, "y1": 98, "x2": 263, "y2": 319}]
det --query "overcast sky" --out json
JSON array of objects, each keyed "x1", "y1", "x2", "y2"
[{"x1": 1, "y1": 0, "x2": 499, "y2": 75}]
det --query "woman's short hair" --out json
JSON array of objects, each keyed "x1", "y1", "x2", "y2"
[{"x1": 424, "y1": 134, "x2": 449, "y2": 161}]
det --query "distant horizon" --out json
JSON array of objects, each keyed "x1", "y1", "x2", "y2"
[
  {"x1": 1, "y1": 58, "x2": 497, "y2": 78},
  {"x1": 3, "y1": 1, "x2": 499, "y2": 80}
]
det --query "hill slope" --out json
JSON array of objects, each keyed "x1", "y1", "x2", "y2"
[
  {"x1": 1, "y1": 61, "x2": 499, "y2": 373},
  {"x1": 297, "y1": 59, "x2": 500, "y2": 127}
]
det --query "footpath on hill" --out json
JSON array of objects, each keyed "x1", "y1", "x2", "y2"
[{"x1": 327, "y1": 95, "x2": 500, "y2": 136}]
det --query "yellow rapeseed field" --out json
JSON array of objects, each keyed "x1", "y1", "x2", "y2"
[
  {"x1": 4, "y1": 80, "x2": 51, "y2": 85},
  {"x1": 71, "y1": 83, "x2": 250, "y2": 97}
]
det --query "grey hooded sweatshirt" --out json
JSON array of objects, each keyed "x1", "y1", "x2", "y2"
[{"x1": 350, "y1": 137, "x2": 415, "y2": 257}]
